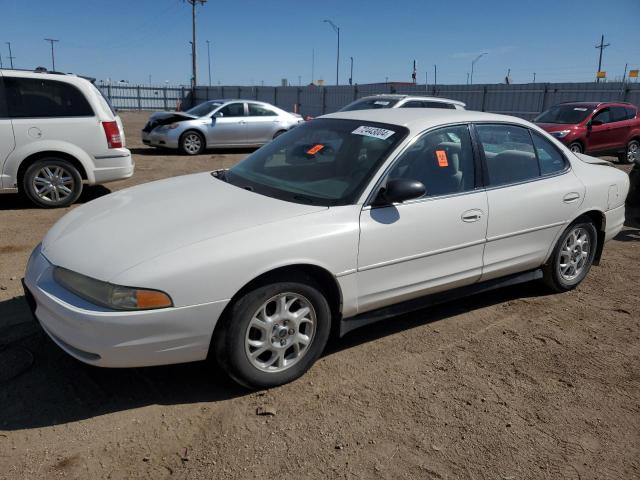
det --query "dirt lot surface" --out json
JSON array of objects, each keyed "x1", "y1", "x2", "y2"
[{"x1": 1, "y1": 111, "x2": 639, "y2": 479}]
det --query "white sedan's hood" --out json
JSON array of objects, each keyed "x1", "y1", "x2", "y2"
[{"x1": 42, "y1": 173, "x2": 325, "y2": 281}]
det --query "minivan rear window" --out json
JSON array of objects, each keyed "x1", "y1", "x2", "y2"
[{"x1": 4, "y1": 77, "x2": 94, "y2": 118}]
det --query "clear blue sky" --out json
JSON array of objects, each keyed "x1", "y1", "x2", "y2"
[{"x1": 1, "y1": 0, "x2": 639, "y2": 86}]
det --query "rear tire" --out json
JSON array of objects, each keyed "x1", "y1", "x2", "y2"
[
  {"x1": 543, "y1": 216, "x2": 597, "y2": 292},
  {"x1": 214, "y1": 279, "x2": 331, "y2": 389},
  {"x1": 180, "y1": 131, "x2": 205, "y2": 155},
  {"x1": 619, "y1": 139, "x2": 639, "y2": 164},
  {"x1": 568, "y1": 142, "x2": 583, "y2": 154},
  {"x1": 22, "y1": 158, "x2": 83, "y2": 208}
]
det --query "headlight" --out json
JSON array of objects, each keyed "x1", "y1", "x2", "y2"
[
  {"x1": 54, "y1": 267, "x2": 173, "y2": 310},
  {"x1": 160, "y1": 123, "x2": 180, "y2": 130},
  {"x1": 551, "y1": 130, "x2": 571, "y2": 138}
]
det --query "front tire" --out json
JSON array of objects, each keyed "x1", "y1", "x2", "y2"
[
  {"x1": 568, "y1": 142, "x2": 583, "y2": 154},
  {"x1": 214, "y1": 279, "x2": 331, "y2": 389},
  {"x1": 23, "y1": 158, "x2": 83, "y2": 208},
  {"x1": 543, "y1": 216, "x2": 597, "y2": 292},
  {"x1": 180, "y1": 131, "x2": 205, "y2": 155}
]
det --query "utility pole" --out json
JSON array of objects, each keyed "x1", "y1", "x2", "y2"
[
  {"x1": 311, "y1": 48, "x2": 315, "y2": 84},
  {"x1": 44, "y1": 38, "x2": 59, "y2": 71},
  {"x1": 433, "y1": 64, "x2": 437, "y2": 91},
  {"x1": 185, "y1": 0, "x2": 207, "y2": 88},
  {"x1": 533, "y1": 72, "x2": 536, "y2": 83},
  {"x1": 206, "y1": 40, "x2": 212, "y2": 87},
  {"x1": 5, "y1": 42, "x2": 15, "y2": 69},
  {"x1": 349, "y1": 56, "x2": 353, "y2": 85},
  {"x1": 466, "y1": 72, "x2": 469, "y2": 85},
  {"x1": 323, "y1": 20, "x2": 340, "y2": 85},
  {"x1": 595, "y1": 34, "x2": 610, "y2": 83}
]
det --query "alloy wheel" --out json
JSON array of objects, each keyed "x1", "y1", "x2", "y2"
[
  {"x1": 183, "y1": 133, "x2": 202, "y2": 154},
  {"x1": 628, "y1": 141, "x2": 639, "y2": 164},
  {"x1": 31, "y1": 165, "x2": 75, "y2": 204},
  {"x1": 558, "y1": 227, "x2": 590, "y2": 281},
  {"x1": 244, "y1": 292, "x2": 317, "y2": 373}
]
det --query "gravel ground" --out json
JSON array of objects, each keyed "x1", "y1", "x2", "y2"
[{"x1": 1, "y1": 111, "x2": 639, "y2": 479}]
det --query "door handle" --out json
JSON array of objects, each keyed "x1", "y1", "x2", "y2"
[
  {"x1": 461, "y1": 209, "x2": 483, "y2": 222},
  {"x1": 563, "y1": 192, "x2": 580, "y2": 203}
]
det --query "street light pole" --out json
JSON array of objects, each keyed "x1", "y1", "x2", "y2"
[
  {"x1": 206, "y1": 40, "x2": 212, "y2": 87},
  {"x1": 323, "y1": 19, "x2": 340, "y2": 85},
  {"x1": 470, "y1": 52, "x2": 487, "y2": 85},
  {"x1": 6, "y1": 42, "x2": 15, "y2": 69}
]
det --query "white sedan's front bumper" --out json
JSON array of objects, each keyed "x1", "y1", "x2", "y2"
[{"x1": 23, "y1": 245, "x2": 229, "y2": 368}]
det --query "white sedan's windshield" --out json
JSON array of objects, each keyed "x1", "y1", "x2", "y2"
[{"x1": 225, "y1": 119, "x2": 408, "y2": 206}]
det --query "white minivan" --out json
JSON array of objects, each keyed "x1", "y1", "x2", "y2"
[{"x1": 0, "y1": 69, "x2": 134, "y2": 208}]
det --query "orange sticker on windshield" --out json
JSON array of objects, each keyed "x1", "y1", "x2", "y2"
[
  {"x1": 306, "y1": 144, "x2": 325, "y2": 155},
  {"x1": 436, "y1": 150, "x2": 448, "y2": 167}
]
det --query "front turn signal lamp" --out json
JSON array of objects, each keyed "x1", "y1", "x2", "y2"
[{"x1": 54, "y1": 267, "x2": 173, "y2": 311}]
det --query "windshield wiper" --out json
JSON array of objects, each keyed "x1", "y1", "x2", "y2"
[{"x1": 292, "y1": 194, "x2": 316, "y2": 204}]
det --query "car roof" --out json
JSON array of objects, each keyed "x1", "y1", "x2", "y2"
[
  {"x1": 0, "y1": 68, "x2": 93, "y2": 88},
  {"x1": 359, "y1": 94, "x2": 465, "y2": 106},
  {"x1": 557, "y1": 101, "x2": 635, "y2": 109},
  {"x1": 321, "y1": 108, "x2": 529, "y2": 133}
]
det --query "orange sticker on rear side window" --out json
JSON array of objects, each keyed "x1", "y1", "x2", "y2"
[
  {"x1": 436, "y1": 149, "x2": 448, "y2": 167},
  {"x1": 306, "y1": 144, "x2": 325, "y2": 155}
]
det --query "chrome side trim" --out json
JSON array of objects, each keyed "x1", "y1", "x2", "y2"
[
  {"x1": 94, "y1": 153, "x2": 131, "y2": 160},
  {"x1": 358, "y1": 238, "x2": 486, "y2": 272},
  {"x1": 486, "y1": 220, "x2": 566, "y2": 243},
  {"x1": 335, "y1": 269, "x2": 357, "y2": 277}
]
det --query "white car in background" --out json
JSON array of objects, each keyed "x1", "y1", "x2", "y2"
[
  {"x1": 0, "y1": 69, "x2": 133, "y2": 208},
  {"x1": 340, "y1": 94, "x2": 466, "y2": 112},
  {"x1": 142, "y1": 100, "x2": 304, "y2": 155},
  {"x1": 24, "y1": 109, "x2": 628, "y2": 388}
]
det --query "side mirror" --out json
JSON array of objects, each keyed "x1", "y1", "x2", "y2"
[
  {"x1": 374, "y1": 178, "x2": 426, "y2": 205},
  {"x1": 213, "y1": 111, "x2": 224, "y2": 118}
]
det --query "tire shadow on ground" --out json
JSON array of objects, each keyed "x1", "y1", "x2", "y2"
[
  {"x1": 0, "y1": 281, "x2": 551, "y2": 431},
  {"x1": 0, "y1": 185, "x2": 112, "y2": 211}
]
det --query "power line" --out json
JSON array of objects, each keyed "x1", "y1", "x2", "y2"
[
  {"x1": 184, "y1": 0, "x2": 207, "y2": 88},
  {"x1": 44, "y1": 38, "x2": 59, "y2": 71},
  {"x1": 595, "y1": 34, "x2": 610, "y2": 83}
]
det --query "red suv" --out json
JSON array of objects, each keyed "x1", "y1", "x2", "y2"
[{"x1": 534, "y1": 102, "x2": 640, "y2": 163}]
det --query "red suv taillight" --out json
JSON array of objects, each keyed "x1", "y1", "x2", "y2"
[{"x1": 102, "y1": 121, "x2": 123, "y2": 149}]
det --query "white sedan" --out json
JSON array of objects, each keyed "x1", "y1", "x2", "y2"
[{"x1": 24, "y1": 109, "x2": 629, "y2": 388}]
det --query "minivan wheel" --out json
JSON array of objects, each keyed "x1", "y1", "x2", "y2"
[
  {"x1": 23, "y1": 158, "x2": 83, "y2": 208},
  {"x1": 543, "y1": 216, "x2": 597, "y2": 292},
  {"x1": 214, "y1": 280, "x2": 331, "y2": 389},
  {"x1": 180, "y1": 131, "x2": 205, "y2": 155},
  {"x1": 568, "y1": 142, "x2": 583, "y2": 154},
  {"x1": 621, "y1": 139, "x2": 640, "y2": 164}
]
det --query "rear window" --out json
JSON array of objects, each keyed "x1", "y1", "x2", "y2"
[
  {"x1": 339, "y1": 98, "x2": 400, "y2": 112},
  {"x1": 4, "y1": 77, "x2": 94, "y2": 118},
  {"x1": 92, "y1": 83, "x2": 117, "y2": 116}
]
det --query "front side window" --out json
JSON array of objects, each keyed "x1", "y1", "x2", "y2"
[
  {"x1": 5, "y1": 77, "x2": 93, "y2": 118},
  {"x1": 592, "y1": 108, "x2": 611, "y2": 124},
  {"x1": 476, "y1": 124, "x2": 539, "y2": 186},
  {"x1": 217, "y1": 102, "x2": 245, "y2": 117},
  {"x1": 248, "y1": 103, "x2": 277, "y2": 117},
  {"x1": 226, "y1": 119, "x2": 408, "y2": 206},
  {"x1": 387, "y1": 125, "x2": 476, "y2": 197}
]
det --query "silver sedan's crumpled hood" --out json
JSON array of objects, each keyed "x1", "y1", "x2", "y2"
[{"x1": 42, "y1": 173, "x2": 326, "y2": 281}]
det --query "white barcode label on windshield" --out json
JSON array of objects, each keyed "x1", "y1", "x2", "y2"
[{"x1": 352, "y1": 126, "x2": 395, "y2": 140}]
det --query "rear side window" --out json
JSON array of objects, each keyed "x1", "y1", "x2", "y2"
[
  {"x1": 248, "y1": 103, "x2": 276, "y2": 117},
  {"x1": 388, "y1": 124, "x2": 476, "y2": 196},
  {"x1": 625, "y1": 106, "x2": 637, "y2": 120},
  {"x1": 610, "y1": 106, "x2": 628, "y2": 123},
  {"x1": 476, "y1": 124, "x2": 539, "y2": 186},
  {"x1": 531, "y1": 132, "x2": 567, "y2": 175},
  {"x1": 0, "y1": 78, "x2": 7, "y2": 118},
  {"x1": 4, "y1": 77, "x2": 93, "y2": 118}
]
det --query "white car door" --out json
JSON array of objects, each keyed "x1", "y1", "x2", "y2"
[
  {"x1": 357, "y1": 124, "x2": 488, "y2": 313},
  {"x1": 0, "y1": 75, "x2": 16, "y2": 190},
  {"x1": 206, "y1": 102, "x2": 247, "y2": 145},
  {"x1": 475, "y1": 124, "x2": 585, "y2": 281}
]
